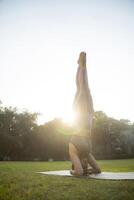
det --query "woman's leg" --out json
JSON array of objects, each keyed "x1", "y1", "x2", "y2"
[
  {"x1": 69, "y1": 143, "x2": 84, "y2": 176},
  {"x1": 87, "y1": 153, "x2": 101, "y2": 173}
]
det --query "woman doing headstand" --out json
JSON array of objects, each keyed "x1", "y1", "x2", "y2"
[{"x1": 69, "y1": 52, "x2": 101, "y2": 176}]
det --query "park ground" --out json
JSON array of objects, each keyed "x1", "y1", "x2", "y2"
[{"x1": 0, "y1": 159, "x2": 134, "y2": 200}]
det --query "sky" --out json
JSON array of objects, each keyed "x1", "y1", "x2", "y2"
[{"x1": 0, "y1": 0, "x2": 134, "y2": 124}]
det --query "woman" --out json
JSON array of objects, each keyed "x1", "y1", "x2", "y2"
[{"x1": 69, "y1": 52, "x2": 101, "y2": 176}]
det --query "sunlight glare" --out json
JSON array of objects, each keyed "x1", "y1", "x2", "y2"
[{"x1": 61, "y1": 110, "x2": 76, "y2": 125}]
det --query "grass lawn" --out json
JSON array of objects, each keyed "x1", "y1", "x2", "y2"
[{"x1": 0, "y1": 159, "x2": 134, "y2": 200}]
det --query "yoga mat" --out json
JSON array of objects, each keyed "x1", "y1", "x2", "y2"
[{"x1": 37, "y1": 170, "x2": 134, "y2": 180}]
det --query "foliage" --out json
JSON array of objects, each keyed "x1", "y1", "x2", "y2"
[{"x1": 0, "y1": 103, "x2": 134, "y2": 160}]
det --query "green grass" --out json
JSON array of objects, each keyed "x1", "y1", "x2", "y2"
[{"x1": 0, "y1": 159, "x2": 134, "y2": 200}]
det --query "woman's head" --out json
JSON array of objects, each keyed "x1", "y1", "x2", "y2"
[{"x1": 77, "y1": 51, "x2": 86, "y2": 67}]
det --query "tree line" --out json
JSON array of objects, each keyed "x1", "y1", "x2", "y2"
[{"x1": 0, "y1": 104, "x2": 134, "y2": 161}]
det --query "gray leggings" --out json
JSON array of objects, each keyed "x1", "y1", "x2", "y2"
[{"x1": 70, "y1": 135, "x2": 92, "y2": 159}]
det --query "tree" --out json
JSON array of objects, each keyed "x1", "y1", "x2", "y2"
[{"x1": 0, "y1": 106, "x2": 38, "y2": 160}]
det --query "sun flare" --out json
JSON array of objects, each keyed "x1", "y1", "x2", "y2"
[{"x1": 61, "y1": 110, "x2": 76, "y2": 125}]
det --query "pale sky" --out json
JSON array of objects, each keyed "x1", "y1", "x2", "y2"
[{"x1": 0, "y1": 0, "x2": 134, "y2": 124}]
